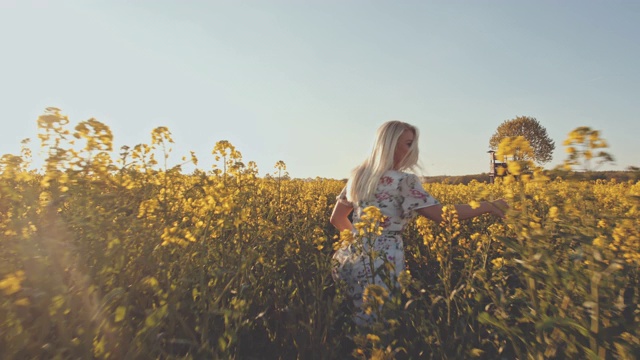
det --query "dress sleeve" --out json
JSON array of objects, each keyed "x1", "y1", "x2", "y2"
[
  {"x1": 401, "y1": 174, "x2": 439, "y2": 214},
  {"x1": 336, "y1": 185, "x2": 353, "y2": 207}
]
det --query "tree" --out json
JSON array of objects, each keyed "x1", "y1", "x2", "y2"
[{"x1": 489, "y1": 116, "x2": 555, "y2": 165}]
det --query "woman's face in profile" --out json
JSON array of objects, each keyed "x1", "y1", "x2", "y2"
[{"x1": 394, "y1": 129, "x2": 414, "y2": 169}]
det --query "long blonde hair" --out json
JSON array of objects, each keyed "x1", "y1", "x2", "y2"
[{"x1": 346, "y1": 121, "x2": 420, "y2": 204}]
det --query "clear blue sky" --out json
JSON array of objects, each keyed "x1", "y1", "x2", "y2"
[{"x1": 1, "y1": 0, "x2": 638, "y2": 179}]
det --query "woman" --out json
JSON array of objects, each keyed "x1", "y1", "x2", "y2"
[{"x1": 330, "y1": 120, "x2": 507, "y2": 325}]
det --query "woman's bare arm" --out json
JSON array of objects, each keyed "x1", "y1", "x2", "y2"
[
  {"x1": 330, "y1": 201, "x2": 355, "y2": 232},
  {"x1": 417, "y1": 199, "x2": 508, "y2": 223}
]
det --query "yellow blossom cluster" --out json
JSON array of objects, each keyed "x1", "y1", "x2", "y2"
[
  {"x1": 0, "y1": 270, "x2": 25, "y2": 295},
  {"x1": 354, "y1": 206, "x2": 385, "y2": 238},
  {"x1": 362, "y1": 284, "x2": 389, "y2": 315},
  {"x1": 609, "y1": 219, "x2": 640, "y2": 266}
]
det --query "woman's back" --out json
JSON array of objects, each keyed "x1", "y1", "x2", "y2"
[{"x1": 338, "y1": 170, "x2": 439, "y2": 232}]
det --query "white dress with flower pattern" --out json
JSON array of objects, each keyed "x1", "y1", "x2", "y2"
[{"x1": 331, "y1": 170, "x2": 439, "y2": 322}]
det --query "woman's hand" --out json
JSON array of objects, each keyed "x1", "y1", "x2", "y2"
[
  {"x1": 418, "y1": 199, "x2": 509, "y2": 222},
  {"x1": 488, "y1": 199, "x2": 509, "y2": 218}
]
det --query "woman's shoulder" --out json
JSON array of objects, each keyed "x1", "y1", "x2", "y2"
[
  {"x1": 379, "y1": 170, "x2": 421, "y2": 189},
  {"x1": 383, "y1": 169, "x2": 418, "y2": 180}
]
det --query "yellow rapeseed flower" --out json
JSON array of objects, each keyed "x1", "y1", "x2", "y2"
[
  {"x1": 363, "y1": 284, "x2": 389, "y2": 306},
  {"x1": 592, "y1": 237, "x2": 605, "y2": 248},
  {"x1": 507, "y1": 161, "x2": 522, "y2": 176},
  {"x1": 366, "y1": 334, "x2": 381, "y2": 343},
  {"x1": 14, "y1": 297, "x2": 30, "y2": 306},
  {"x1": 0, "y1": 270, "x2": 25, "y2": 295},
  {"x1": 333, "y1": 229, "x2": 355, "y2": 250},
  {"x1": 491, "y1": 257, "x2": 505, "y2": 269}
]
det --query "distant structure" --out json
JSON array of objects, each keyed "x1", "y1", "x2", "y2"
[{"x1": 488, "y1": 150, "x2": 508, "y2": 184}]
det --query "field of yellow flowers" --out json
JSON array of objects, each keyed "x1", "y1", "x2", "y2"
[{"x1": 0, "y1": 108, "x2": 638, "y2": 359}]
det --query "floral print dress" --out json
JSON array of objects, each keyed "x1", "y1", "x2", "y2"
[{"x1": 331, "y1": 170, "x2": 439, "y2": 324}]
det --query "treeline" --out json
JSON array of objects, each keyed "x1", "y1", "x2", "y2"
[{"x1": 424, "y1": 170, "x2": 640, "y2": 185}]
